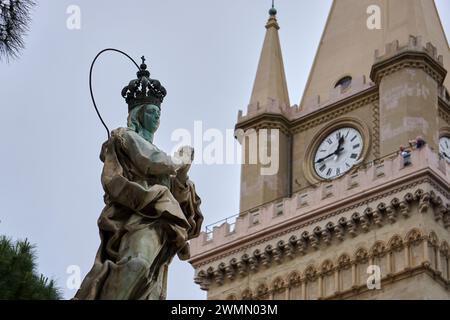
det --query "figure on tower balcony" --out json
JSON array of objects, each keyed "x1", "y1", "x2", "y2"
[{"x1": 74, "y1": 57, "x2": 203, "y2": 300}]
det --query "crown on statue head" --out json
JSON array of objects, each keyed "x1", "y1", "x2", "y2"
[{"x1": 121, "y1": 56, "x2": 167, "y2": 111}]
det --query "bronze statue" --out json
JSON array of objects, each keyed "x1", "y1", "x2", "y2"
[{"x1": 75, "y1": 57, "x2": 203, "y2": 300}]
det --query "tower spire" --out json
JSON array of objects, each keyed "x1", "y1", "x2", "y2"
[{"x1": 248, "y1": 4, "x2": 290, "y2": 109}]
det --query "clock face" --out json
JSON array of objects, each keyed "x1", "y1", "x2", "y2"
[
  {"x1": 314, "y1": 127, "x2": 364, "y2": 180},
  {"x1": 439, "y1": 136, "x2": 450, "y2": 163}
]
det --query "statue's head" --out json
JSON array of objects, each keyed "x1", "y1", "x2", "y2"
[
  {"x1": 121, "y1": 57, "x2": 166, "y2": 141},
  {"x1": 127, "y1": 104, "x2": 161, "y2": 135}
]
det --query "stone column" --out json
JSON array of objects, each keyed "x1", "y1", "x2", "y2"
[
  {"x1": 405, "y1": 245, "x2": 411, "y2": 269},
  {"x1": 351, "y1": 263, "x2": 357, "y2": 287}
]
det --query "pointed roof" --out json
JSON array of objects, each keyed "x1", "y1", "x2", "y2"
[
  {"x1": 300, "y1": 0, "x2": 450, "y2": 106},
  {"x1": 249, "y1": 8, "x2": 290, "y2": 108}
]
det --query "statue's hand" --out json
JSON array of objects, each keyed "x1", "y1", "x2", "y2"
[
  {"x1": 173, "y1": 146, "x2": 194, "y2": 181},
  {"x1": 178, "y1": 145, "x2": 194, "y2": 161}
]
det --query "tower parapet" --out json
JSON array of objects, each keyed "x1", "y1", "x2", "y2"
[{"x1": 371, "y1": 35, "x2": 446, "y2": 85}]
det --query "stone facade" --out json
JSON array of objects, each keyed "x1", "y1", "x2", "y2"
[{"x1": 190, "y1": 147, "x2": 450, "y2": 299}]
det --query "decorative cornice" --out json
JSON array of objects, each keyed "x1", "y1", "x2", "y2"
[
  {"x1": 198, "y1": 227, "x2": 450, "y2": 297},
  {"x1": 235, "y1": 87, "x2": 379, "y2": 136},
  {"x1": 192, "y1": 177, "x2": 448, "y2": 270},
  {"x1": 372, "y1": 101, "x2": 380, "y2": 158},
  {"x1": 439, "y1": 102, "x2": 450, "y2": 126},
  {"x1": 371, "y1": 51, "x2": 447, "y2": 85},
  {"x1": 235, "y1": 113, "x2": 291, "y2": 136},
  {"x1": 192, "y1": 185, "x2": 450, "y2": 285},
  {"x1": 291, "y1": 89, "x2": 379, "y2": 134}
]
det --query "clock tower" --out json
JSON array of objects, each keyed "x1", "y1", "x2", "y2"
[{"x1": 189, "y1": 0, "x2": 450, "y2": 300}]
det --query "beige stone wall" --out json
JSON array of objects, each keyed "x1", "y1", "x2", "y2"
[
  {"x1": 351, "y1": 273, "x2": 450, "y2": 300},
  {"x1": 204, "y1": 207, "x2": 450, "y2": 300},
  {"x1": 239, "y1": 129, "x2": 290, "y2": 213},
  {"x1": 379, "y1": 68, "x2": 439, "y2": 155}
]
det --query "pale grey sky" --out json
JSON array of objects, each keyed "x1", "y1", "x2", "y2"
[{"x1": 0, "y1": 0, "x2": 449, "y2": 300}]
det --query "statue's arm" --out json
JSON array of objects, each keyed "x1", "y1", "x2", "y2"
[{"x1": 123, "y1": 131, "x2": 179, "y2": 176}]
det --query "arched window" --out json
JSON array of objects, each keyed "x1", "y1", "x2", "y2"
[{"x1": 335, "y1": 76, "x2": 352, "y2": 91}]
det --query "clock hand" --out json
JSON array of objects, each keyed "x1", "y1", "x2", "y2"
[
  {"x1": 334, "y1": 134, "x2": 345, "y2": 155},
  {"x1": 442, "y1": 151, "x2": 450, "y2": 160},
  {"x1": 317, "y1": 134, "x2": 345, "y2": 164},
  {"x1": 316, "y1": 153, "x2": 335, "y2": 163},
  {"x1": 316, "y1": 148, "x2": 345, "y2": 163}
]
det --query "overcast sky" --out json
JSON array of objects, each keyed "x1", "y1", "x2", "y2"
[{"x1": 0, "y1": 0, "x2": 449, "y2": 300}]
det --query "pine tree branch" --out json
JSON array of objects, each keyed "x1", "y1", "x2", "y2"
[{"x1": 0, "y1": 0, "x2": 36, "y2": 61}]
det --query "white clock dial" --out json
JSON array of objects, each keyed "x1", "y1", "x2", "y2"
[
  {"x1": 314, "y1": 127, "x2": 364, "y2": 180},
  {"x1": 439, "y1": 136, "x2": 450, "y2": 163}
]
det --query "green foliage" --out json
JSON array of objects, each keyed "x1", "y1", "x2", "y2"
[{"x1": 0, "y1": 236, "x2": 61, "y2": 300}]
